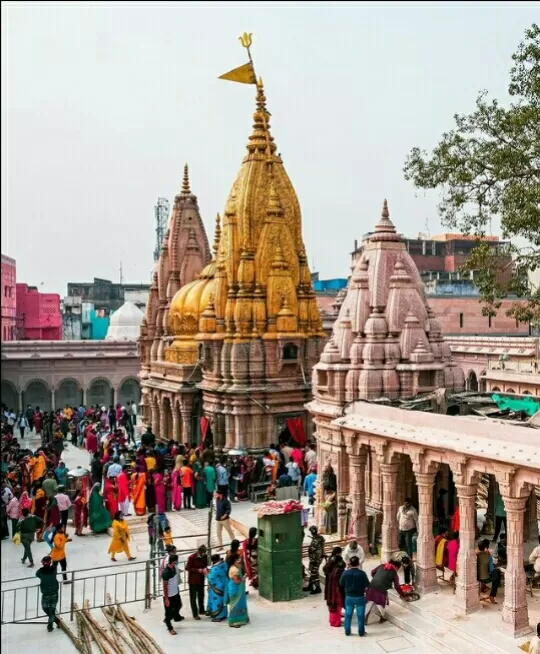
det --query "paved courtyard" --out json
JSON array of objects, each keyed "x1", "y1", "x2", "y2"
[{"x1": 2, "y1": 434, "x2": 538, "y2": 653}]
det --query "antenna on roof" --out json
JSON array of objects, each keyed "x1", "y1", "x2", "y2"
[
  {"x1": 119, "y1": 261, "x2": 123, "y2": 285},
  {"x1": 424, "y1": 217, "x2": 430, "y2": 238}
]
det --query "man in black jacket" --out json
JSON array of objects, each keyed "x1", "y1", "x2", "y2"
[
  {"x1": 141, "y1": 427, "x2": 156, "y2": 449},
  {"x1": 36, "y1": 555, "x2": 59, "y2": 632}
]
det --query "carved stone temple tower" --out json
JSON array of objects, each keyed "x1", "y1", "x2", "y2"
[
  {"x1": 309, "y1": 201, "x2": 465, "y2": 539},
  {"x1": 139, "y1": 81, "x2": 326, "y2": 448},
  {"x1": 139, "y1": 167, "x2": 212, "y2": 441},
  {"x1": 162, "y1": 81, "x2": 326, "y2": 450},
  {"x1": 313, "y1": 200, "x2": 465, "y2": 404}
]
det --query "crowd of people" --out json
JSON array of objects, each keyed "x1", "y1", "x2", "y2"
[
  {"x1": 5, "y1": 402, "x2": 537, "y2": 642},
  {"x1": 160, "y1": 535, "x2": 255, "y2": 635}
]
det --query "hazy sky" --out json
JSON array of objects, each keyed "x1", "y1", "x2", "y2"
[{"x1": 1, "y1": 1, "x2": 537, "y2": 293}]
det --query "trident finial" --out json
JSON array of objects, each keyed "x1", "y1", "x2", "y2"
[{"x1": 239, "y1": 32, "x2": 253, "y2": 49}]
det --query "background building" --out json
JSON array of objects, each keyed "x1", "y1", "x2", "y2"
[
  {"x1": 351, "y1": 232, "x2": 512, "y2": 282},
  {"x1": 16, "y1": 283, "x2": 62, "y2": 340},
  {"x1": 66, "y1": 278, "x2": 150, "y2": 315},
  {"x1": 1, "y1": 254, "x2": 17, "y2": 342}
]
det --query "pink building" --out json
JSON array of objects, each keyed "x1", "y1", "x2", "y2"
[
  {"x1": 1, "y1": 254, "x2": 17, "y2": 342},
  {"x1": 16, "y1": 283, "x2": 62, "y2": 340}
]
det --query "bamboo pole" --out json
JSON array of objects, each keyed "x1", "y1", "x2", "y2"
[
  {"x1": 56, "y1": 617, "x2": 86, "y2": 653},
  {"x1": 115, "y1": 605, "x2": 167, "y2": 654},
  {"x1": 82, "y1": 600, "x2": 123, "y2": 654}
]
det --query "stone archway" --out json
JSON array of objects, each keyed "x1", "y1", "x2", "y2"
[
  {"x1": 1, "y1": 380, "x2": 19, "y2": 411},
  {"x1": 492, "y1": 386, "x2": 501, "y2": 392},
  {"x1": 117, "y1": 377, "x2": 141, "y2": 407},
  {"x1": 23, "y1": 379, "x2": 51, "y2": 411},
  {"x1": 56, "y1": 378, "x2": 83, "y2": 409},
  {"x1": 87, "y1": 377, "x2": 113, "y2": 408},
  {"x1": 506, "y1": 388, "x2": 516, "y2": 394},
  {"x1": 467, "y1": 370, "x2": 478, "y2": 392},
  {"x1": 479, "y1": 371, "x2": 487, "y2": 392}
]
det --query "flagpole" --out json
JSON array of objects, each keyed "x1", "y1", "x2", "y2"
[{"x1": 239, "y1": 33, "x2": 273, "y2": 164}]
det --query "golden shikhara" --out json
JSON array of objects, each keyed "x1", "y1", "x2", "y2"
[{"x1": 166, "y1": 80, "x2": 324, "y2": 364}]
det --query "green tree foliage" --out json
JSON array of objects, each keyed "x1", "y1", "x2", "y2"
[{"x1": 404, "y1": 24, "x2": 540, "y2": 323}]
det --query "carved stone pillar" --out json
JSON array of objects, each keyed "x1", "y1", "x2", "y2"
[
  {"x1": 524, "y1": 488, "x2": 539, "y2": 542},
  {"x1": 151, "y1": 399, "x2": 160, "y2": 438},
  {"x1": 453, "y1": 483, "x2": 480, "y2": 615},
  {"x1": 172, "y1": 403, "x2": 181, "y2": 443},
  {"x1": 181, "y1": 408, "x2": 192, "y2": 444},
  {"x1": 380, "y1": 461, "x2": 399, "y2": 562},
  {"x1": 159, "y1": 403, "x2": 168, "y2": 441},
  {"x1": 481, "y1": 475, "x2": 496, "y2": 535},
  {"x1": 415, "y1": 471, "x2": 439, "y2": 593},
  {"x1": 501, "y1": 495, "x2": 530, "y2": 636},
  {"x1": 348, "y1": 449, "x2": 369, "y2": 552}
]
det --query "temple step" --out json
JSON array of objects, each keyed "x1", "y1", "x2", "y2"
[{"x1": 385, "y1": 598, "x2": 491, "y2": 653}]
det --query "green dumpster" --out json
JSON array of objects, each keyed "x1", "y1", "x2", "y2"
[{"x1": 258, "y1": 510, "x2": 304, "y2": 602}]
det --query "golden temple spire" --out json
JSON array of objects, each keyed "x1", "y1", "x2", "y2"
[
  {"x1": 182, "y1": 164, "x2": 191, "y2": 195},
  {"x1": 267, "y1": 180, "x2": 283, "y2": 216},
  {"x1": 213, "y1": 213, "x2": 221, "y2": 258}
]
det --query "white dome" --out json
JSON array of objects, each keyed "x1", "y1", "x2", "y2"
[{"x1": 105, "y1": 301, "x2": 144, "y2": 341}]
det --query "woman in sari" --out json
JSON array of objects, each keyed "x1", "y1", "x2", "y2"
[
  {"x1": 19, "y1": 488, "x2": 33, "y2": 516},
  {"x1": 207, "y1": 554, "x2": 229, "y2": 622},
  {"x1": 88, "y1": 483, "x2": 112, "y2": 534},
  {"x1": 32, "y1": 487, "x2": 47, "y2": 541},
  {"x1": 131, "y1": 472, "x2": 147, "y2": 516},
  {"x1": 193, "y1": 457, "x2": 206, "y2": 509},
  {"x1": 242, "y1": 527, "x2": 259, "y2": 589},
  {"x1": 323, "y1": 549, "x2": 346, "y2": 627},
  {"x1": 135, "y1": 451, "x2": 148, "y2": 474},
  {"x1": 227, "y1": 552, "x2": 249, "y2": 628},
  {"x1": 171, "y1": 468, "x2": 182, "y2": 510},
  {"x1": 46, "y1": 496, "x2": 61, "y2": 529},
  {"x1": 145, "y1": 473, "x2": 156, "y2": 512},
  {"x1": 153, "y1": 473, "x2": 166, "y2": 514},
  {"x1": 73, "y1": 490, "x2": 88, "y2": 536},
  {"x1": 31, "y1": 452, "x2": 46, "y2": 483},
  {"x1": 104, "y1": 477, "x2": 119, "y2": 520},
  {"x1": 108, "y1": 511, "x2": 136, "y2": 562}
]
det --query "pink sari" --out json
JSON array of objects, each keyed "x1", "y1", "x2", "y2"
[
  {"x1": 154, "y1": 473, "x2": 166, "y2": 514},
  {"x1": 171, "y1": 470, "x2": 182, "y2": 510}
]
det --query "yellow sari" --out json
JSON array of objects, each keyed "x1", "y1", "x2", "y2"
[
  {"x1": 108, "y1": 519, "x2": 132, "y2": 557},
  {"x1": 131, "y1": 473, "x2": 147, "y2": 516}
]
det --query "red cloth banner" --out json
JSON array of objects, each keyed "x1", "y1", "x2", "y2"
[
  {"x1": 286, "y1": 417, "x2": 306, "y2": 447},
  {"x1": 200, "y1": 416, "x2": 210, "y2": 440}
]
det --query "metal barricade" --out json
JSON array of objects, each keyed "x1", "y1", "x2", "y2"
[{"x1": 1, "y1": 557, "x2": 177, "y2": 625}]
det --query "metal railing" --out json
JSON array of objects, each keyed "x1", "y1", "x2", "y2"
[{"x1": 1, "y1": 539, "x2": 207, "y2": 625}]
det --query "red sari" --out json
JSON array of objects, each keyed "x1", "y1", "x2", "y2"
[
  {"x1": 324, "y1": 561, "x2": 345, "y2": 627},
  {"x1": 74, "y1": 496, "x2": 88, "y2": 535},
  {"x1": 104, "y1": 479, "x2": 119, "y2": 519}
]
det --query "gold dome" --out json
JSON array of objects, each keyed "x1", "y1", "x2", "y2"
[{"x1": 165, "y1": 216, "x2": 221, "y2": 364}]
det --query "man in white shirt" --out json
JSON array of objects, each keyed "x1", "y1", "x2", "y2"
[
  {"x1": 304, "y1": 444, "x2": 317, "y2": 471},
  {"x1": 530, "y1": 536, "x2": 540, "y2": 575},
  {"x1": 286, "y1": 458, "x2": 301, "y2": 486},
  {"x1": 397, "y1": 498, "x2": 418, "y2": 559},
  {"x1": 343, "y1": 539, "x2": 365, "y2": 569},
  {"x1": 131, "y1": 401, "x2": 138, "y2": 425},
  {"x1": 107, "y1": 456, "x2": 123, "y2": 479}
]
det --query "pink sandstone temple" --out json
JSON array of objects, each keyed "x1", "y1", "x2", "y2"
[{"x1": 308, "y1": 202, "x2": 540, "y2": 638}]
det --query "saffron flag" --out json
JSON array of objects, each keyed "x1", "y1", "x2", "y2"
[{"x1": 219, "y1": 61, "x2": 256, "y2": 85}]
